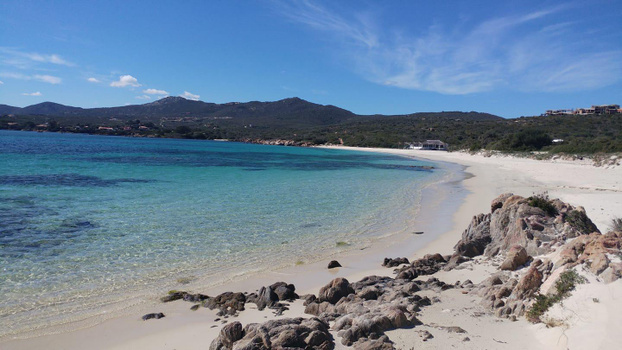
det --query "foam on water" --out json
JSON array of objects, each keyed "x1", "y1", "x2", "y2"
[{"x1": 0, "y1": 131, "x2": 442, "y2": 337}]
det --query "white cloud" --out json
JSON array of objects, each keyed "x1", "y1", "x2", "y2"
[
  {"x1": 181, "y1": 91, "x2": 200, "y2": 101},
  {"x1": 34, "y1": 74, "x2": 62, "y2": 84},
  {"x1": 278, "y1": 1, "x2": 622, "y2": 94},
  {"x1": 0, "y1": 80, "x2": 3, "y2": 84},
  {"x1": 22, "y1": 91, "x2": 42, "y2": 96},
  {"x1": 136, "y1": 95, "x2": 151, "y2": 100},
  {"x1": 87, "y1": 77, "x2": 100, "y2": 83},
  {"x1": 110, "y1": 75, "x2": 141, "y2": 87},
  {"x1": 26, "y1": 52, "x2": 73, "y2": 66},
  {"x1": 143, "y1": 88, "x2": 169, "y2": 95}
]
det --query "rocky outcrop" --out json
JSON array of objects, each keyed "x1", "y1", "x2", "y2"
[
  {"x1": 210, "y1": 318, "x2": 334, "y2": 350},
  {"x1": 553, "y1": 231, "x2": 622, "y2": 281},
  {"x1": 444, "y1": 194, "x2": 622, "y2": 321},
  {"x1": 452, "y1": 193, "x2": 599, "y2": 263},
  {"x1": 473, "y1": 258, "x2": 554, "y2": 318},
  {"x1": 302, "y1": 275, "x2": 456, "y2": 348}
]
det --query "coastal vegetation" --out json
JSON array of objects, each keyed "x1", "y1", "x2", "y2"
[
  {"x1": 1, "y1": 97, "x2": 621, "y2": 154},
  {"x1": 527, "y1": 192, "x2": 558, "y2": 216},
  {"x1": 526, "y1": 270, "x2": 586, "y2": 323}
]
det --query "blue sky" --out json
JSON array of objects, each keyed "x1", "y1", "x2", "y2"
[{"x1": 1, "y1": 0, "x2": 621, "y2": 118}]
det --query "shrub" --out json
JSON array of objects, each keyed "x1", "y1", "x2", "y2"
[
  {"x1": 555, "y1": 270, "x2": 585, "y2": 297},
  {"x1": 526, "y1": 270, "x2": 585, "y2": 323},
  {"x1": 611, "y1": 217, "x2": 622, "y2": 232},
  {"x1": 527, "y1": 294, "x2": 556, "y2": 322},
  {"x1": 527, "y1": 192, "x2": 558, "y2": 216},
  {"x1": 566, "y1": 210, "x2": 599, "y2": 234}
]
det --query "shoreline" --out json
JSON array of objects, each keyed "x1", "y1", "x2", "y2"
[
  {"x1": 3, "y1": 146, "x2": 621, "y2": 349},
  {"x1": 0, "y1": 146, "x2": 467, "y2": 348}
]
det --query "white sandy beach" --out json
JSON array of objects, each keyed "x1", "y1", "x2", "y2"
[{"x1": 3, "y1": 148, "x2": 621, "y2": 350}]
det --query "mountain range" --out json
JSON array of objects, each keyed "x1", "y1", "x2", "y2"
[{"x1": 0, "y1": 96, "x2": 501, "y2": 128}]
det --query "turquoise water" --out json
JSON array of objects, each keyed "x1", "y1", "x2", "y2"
[{"x1": 0, "y1": 130, "x2": 440, "y2": 337}]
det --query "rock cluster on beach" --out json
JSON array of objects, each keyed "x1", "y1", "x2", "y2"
[
  {"x1": 155, "y1": 193, "x2": 622, "y2": 349},
  {"x1": 445, "y1": 193, "x2": 622, "y2": 320},
  {"x1": 209, "y1": 318, "x2": 334, "y2": 350}
]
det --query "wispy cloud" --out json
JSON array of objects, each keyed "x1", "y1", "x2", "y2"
[
  {"x1": 34, "y1": 74, "x2": 61, "y2": 84},
  {"x1": 181, "y1": 91, "x2": 200, "y2": 101},
  {"x1": 0, "y1": 47, "x2": 75, "y2": 68},
  {"x1": 0, "y1": 72, "x2": 61, "y2": 84},
  {"x1": 110, "y1": 75, "x2": 141, "y2": 88},
  {"x1": 0, "y1": 80, "x2": 3, "y2": 84},
  {"x1": 87, "y1": 77, "x2": 100, "y2": 83},
  {"x1": 143, "y1": 88, "x2": 169, "y2": 95},
  {"x1": 136, "y1": 95, "x2": 151, "y2": 100},
  {"x1": 277, "y1": 1, "x2": 622, "y2": 94},
  {"x1": 275, "y1": 0, "x2": 377, "y2": 48},
  {"x1": 22, "y1": 91, "x2": 42, "y2": 96}
]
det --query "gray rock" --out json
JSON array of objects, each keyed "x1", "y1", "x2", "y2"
[
  {"x1": 418, "y1": 330, "x2": 434, "y2": 341},
  {"x1": 318, "y1": 278, "x2": 354, "y2": 304},
  {"x1": 217, "y1": 318, "x2": 333, "y2": 350},
  {"x1": 500, "y1": 245, "x2": 530, "y2": 271},
  {"x1": 141, "y1": 312, "x2": 164, "y2": 321},
  {"x1": 328, "y1": 260, "x2": 342, "y2": 269},
  {"x1": 210, "y1": 321, "x2": 244, "y2": 350},
  {"x1": 453, "y1": 213, "x2": 492, "y2": 257},
  {"x1": 203, "y1": 292, "x2": 246, "y2": 314},
  {"x1": 382, "y1": 257, "x2": 409, "y2": 267},
  {"x1": 270, "y1": 282, "x2": 297, "y2": 301}
]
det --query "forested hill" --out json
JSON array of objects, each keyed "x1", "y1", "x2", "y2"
[
  {"x1": 0, "y1": 97, "x2": 363, "y2": 128},
  {"x1": 1, "y1": 97, "x2": 621, "y2": 153}
]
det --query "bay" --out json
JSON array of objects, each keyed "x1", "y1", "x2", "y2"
[{"x1": 0, "y1": 130, "x2": 440, "y2": 337}]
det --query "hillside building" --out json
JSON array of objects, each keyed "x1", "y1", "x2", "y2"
[{"x1": 546, "y1": 104, "x2": 620, "y2": 116}]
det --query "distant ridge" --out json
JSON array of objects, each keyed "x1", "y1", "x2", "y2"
[{"x1": 0, "y1": 96, "x2": 502, "y2": 126}]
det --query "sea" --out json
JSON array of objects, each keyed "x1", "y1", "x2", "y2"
[{"x1": 0, "y1": 130, "x2": 448, "y2": 338}]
